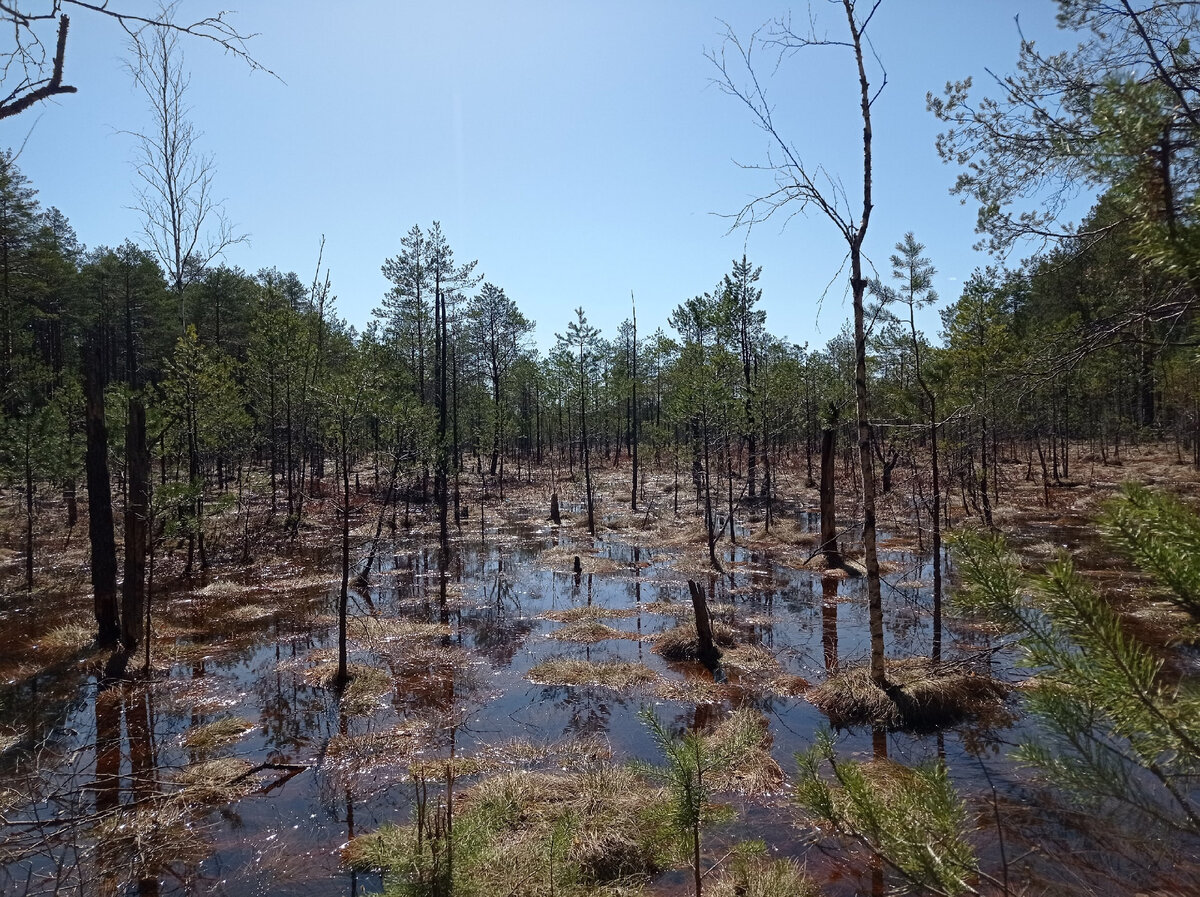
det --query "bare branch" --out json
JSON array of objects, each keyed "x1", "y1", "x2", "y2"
[{"x1": 0, "y1": 2, "x2": 273, "y2": 121}]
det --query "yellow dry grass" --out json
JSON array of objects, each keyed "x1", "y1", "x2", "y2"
[
  {"x1": 325, "y1": 721, "x2": 428, "y2": 770},
  {"x1": 703, "y1": 708, "x2": 787, "y2": 796},
  {"x1": 348, "y1": 763, "x2": 670, "y2": 893},
  {"x1": 540, "y1": 605, "x2": 639, "y2": 623},
  {"x1": 708, "y1": 855, "x2": 819, "y2": 897},
  {"x1": 652, "y1": 622, "x2": 739, "y2": 661},
  {"x1": 35, "y1": 620, "x2": 94, "y2": 653},
  {"x1": 721, "y1": 644, "x2": 810, "y2": 698},
  {"x1": 182, "y1": 716, "x2": 254, "y2": 754},
  {"x1": 808, "y1": 657, "x2": 1006, "y2": 729},
  {"x1": 546, "y1": 619, "x2": 637, "y2": 644},
  {"x1": 527, "y1": 658, "x2": 659, "y2": 691}
]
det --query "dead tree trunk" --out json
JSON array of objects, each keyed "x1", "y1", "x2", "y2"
[
  {"x1": 688, "y1": 579, "x2": 721, "y2": 670},
  {"x1": 819, "y1": 406, "x2": 841, "y2": 567},
  {"x1": 122, "y1": 396, "x2": 149, "y2": 654},
  {"x1": 85, "y1": 337, "x2": 119, "y2": 646}
]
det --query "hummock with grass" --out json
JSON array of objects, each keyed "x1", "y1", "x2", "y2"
[
  {"x1": 807, "y1": 657, "x2": 1005, "y2": 729},
  {"x1": 347, "y1": 763, "x2": 672, "y2": 896}
]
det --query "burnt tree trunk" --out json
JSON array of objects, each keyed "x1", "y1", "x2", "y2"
[
  {"x1": 819, "y1": 407, "x2": 841, "y2": 567},
  {"x1": 688, "y1": 579, "x2": 721, "y2": 670},
  {"x1": 85, "y1": 338, "x2": 119, "y2": 646},
  {"x1": 122, "y1": 396, "x2": 149, "y2": 654}
]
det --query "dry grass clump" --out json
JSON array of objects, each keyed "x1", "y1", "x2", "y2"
[
  {"x1": 340, "y1": 664, "x2": 393, "y2": 716},
  {"x1": 808, "y1": 657, "x2": 1006, "y2": 729},
  {"x1": 650, "y1": 518, "x2": 711, "y2": 550},
  {"x1": 36, "y1": 619, "x2": 95, "y2": 653},
  {"x1": 539, "y1": 545, "x2": 624, "y2": 575},
  {"x1": 639, "y1": 599, "x2": 691, "y2": 619},
  {"x1": 721, "y1": 644, "x2": 809, "y2": 699},
  {"x1": 704, "y1": 709, "x2": 785, "y2": 796},
  {"x1": 641, "y1": 598, "x2": 735, "y2": 620},
  {"x1": 348, "y1": 763, "x2": 671, "y2": 895},
  {"x1": 474, "y1": 736, "x2": 557, "y2": 767},
  {"x1": 182, "y1": 716, "x2": 254, "y2": 754},
  {"x1": 653, "y1": 622, "x2": 739, "y2": 661},
  {"x1": 707, "y1": 854, "x2": 819, "y2": 897},
  {"x1": 547, "y1": 619, "x2": 636, "y2": 644},
  {"x1": 224, "y1": 602, "x2": 279, "y2": 623},
  {"x1": 540, "y1": 605, "x2": 638, "y2": 623},
  {"x1": 326, "y1": 722, "x2": 428, "y2": 771},
  {"x1": 196, "y1": 578, "x2": 249, "y2": 597},
  {"x1": 94, "y1": 794, "x2": 211, "y2": 879},
  {"x1": 300, "y1": 661, "x2": 392, "y2": 714},
  {"x1": 528, "y1": 658, "x2": 658, "y2": 691},
  {"x1": 173, "y1": 757, "x2": 257, "y2": 801},
  {"x1": 475, "y1": 734, "x2": 615, "y2": 772},
  {"x1": 263, "y1": 572, "x2": 338, "y2": 595},
  {"x1": 653, "y1": 673, "x2": 732, "y2": 705}
]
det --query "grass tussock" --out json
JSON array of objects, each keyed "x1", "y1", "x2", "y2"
[
  {"x1": 224, "y1": 603, "x2": 279, "y2": 623},
  {"x1": 547, "y1": 619, "x2": 636, "y2": 644},
  {"x1": 36, "y1": 620, "x2": 95, "y2": 653},
  {"x1": 173, "y1": 757, "x2": 256, "y2": 801},
  {"x1": 182, "y1": 716, "x2": 254, "y2": 754},
  {"x1": 653, "y1": 673, "x2": 731, "y2": 705},
  {"x1": 721, "y1": 644, "x2": 809, "y2": 698},
  {"x1": 707, "y1": 852, "x2": 819, "y2": 897},
  {"x1": 639, "y1": 600, "x2": 690, "y2": 619},
  {"x1": 653, "y1": 622, "x2": 739, "y2": 662},
  {"x1": 352, "y1": 616, "x2": 451, "y2": 646},
  {"x1": 326, "y1": 722, "x2": 428, "y2": 770},
  {"x1": 640, "y1": 599, "x2": 736, "y2": 620},
  {"x1": 539, "y1": 545, "x2": 625, "y2": 575},
  {"x1": 704, "y1": 709, "x2": 786, "y2": 796},
  {"x1": 540, "y1": 605, "x2": 638, "y2": 623},
  {"x1": 196, "y1": 578, "x2": 250, "y2": 597},
  {"x1": 347, "y1": 763, "x2": 671, "y2": 896},
  {"x1": 808, "y1": 657, "x2": 1006, "y2": 729},
  {"x1": 527, "y1": 658, "x2": 658, "y2": 691},
  {"x1": 340, "y1": 664, "x2": 393, "y2": 715},
  {"x1": 298, "y1": 660, "x2": 393, "y2": 714},
  {"x1": 748, "y1": 519, "x2": 820, "y2": 548}
]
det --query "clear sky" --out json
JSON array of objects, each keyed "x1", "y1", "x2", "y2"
[{"x1": 11, "y1": 1, "x2": 1081, "y2": 353}]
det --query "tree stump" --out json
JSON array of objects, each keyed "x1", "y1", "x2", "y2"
[
  {"x1": 688, "y1": 579, "x2": 722, "y2": 670},
  {"x1": 550, "y1": 491, "x2": 561, "y2": 524}
]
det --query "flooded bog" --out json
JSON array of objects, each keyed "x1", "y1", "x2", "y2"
[{"x1": 0, "y1": 509, "x2": 1188, "y2": 896}]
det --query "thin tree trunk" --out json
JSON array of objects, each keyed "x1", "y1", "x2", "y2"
[
  {"x1": 122, "y1": 396, "x2": 149, "y2": 653},
  {"x1": 819, "y1": 409, "x2": 841, "y2": 566},
  {"x1": 85, "y1": 338, "x2": 120, "y2": 645}
]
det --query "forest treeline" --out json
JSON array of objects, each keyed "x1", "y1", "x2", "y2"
[{"x1": 1, "y1": 138, "x2": 1197, "y2": 645}]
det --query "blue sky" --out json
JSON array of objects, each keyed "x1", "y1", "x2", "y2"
[{"x1": 11, "y1": 1, "x2": 1083, "y2": 352}]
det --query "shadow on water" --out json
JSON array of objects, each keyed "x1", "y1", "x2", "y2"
[{"x1": 0, "y1": 507, "x2": 1182, "y2": 896}]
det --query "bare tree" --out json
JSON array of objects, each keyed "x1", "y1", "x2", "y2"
[
  {"x1": 127, "y1": 7, "x2": 245, "y2": 326},
  {"x1": 0, "y1": 2, "x2": 267, "y2": 121},
  {"x1": 710, "y1": 0, "x2": 889, "y2": 685}
]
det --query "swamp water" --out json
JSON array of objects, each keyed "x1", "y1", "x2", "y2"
[{"x1": 0, "y1": 509, "x2": 1126, "y2": 896}]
